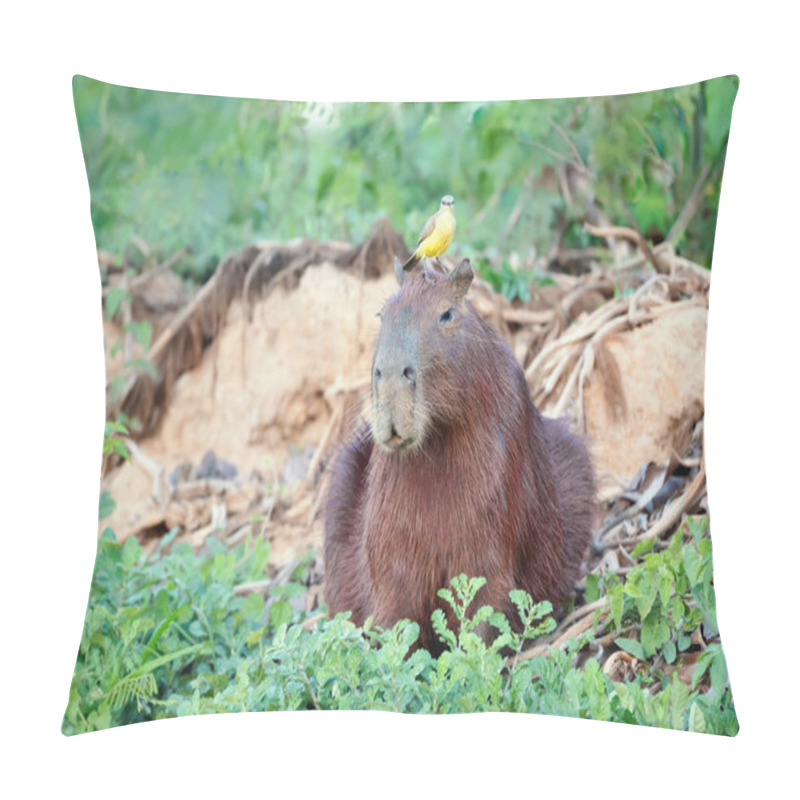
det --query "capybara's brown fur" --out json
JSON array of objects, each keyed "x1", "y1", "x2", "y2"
[{"x1": 324, "y1": 259, "x2": 594, "y2": 653}]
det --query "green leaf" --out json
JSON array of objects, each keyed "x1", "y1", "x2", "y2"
[
  {"x1": 709, "y1": 645, "x2": 729, "y2": 696},
  {"x1": 632, "y1": 572, "x2": 658, "y2": 620},
  {"x1": 683, "y1": 544, "x2": 702, "y2": 587},
  {"x1": 128, "y1": 357, "x2": 159, "y2": 379},
  {"x1": 584, "y1": 574, "x2": 601, "y2": 603},
  {"x1": 245, "y1": 625, "x2": 268, "y2": 647},
  {"x1": 691, "y1": 651, "x2": 712, "y2": 689},
  {"x1": 126, "y1": 643, "x2": 204, "y2": 678},
  {"x1": 87, "y1": 706, "x2": 112, "y2": 732},
  {"x1": 670, "y1": 676, "x2": 690, "y2": 730},
  {"x1": 242, "y1": 593, "x2": 266, "y2": 623},
  {"x1": 142, "y1": 605, "x2": 185, "y2": 663},
  {"x1": 686, "y1": 516, "x2": 709, "y2": 543},
  {"x1": 632, "y1": 187, "x2": 668, "y2": 234},
  {"x1": 610, "y1": 588, "x2": 624, "y2": 630},
  {"x1": 658, "y1": 570, "x2": 674, "y2": 609},
  {"x1": 436, "y1": 588, "x2": 455, "y2": 610},
  {"x1": 666, "y1": 530, "x2": 683, "y2": 560},
  {"x1": 688, "y1": 702, "x2": 707, "y2": 734},
  {"x1": 489, "y1": 611, "x2": 511, "y2": 637},
  {"x1": 105, "y1": 287, "x2": 130, "y2": 321},
  {"x1": 128, "y1": 319, "x2": 153, "y2": 350},
  {"x1": 640, "y1": 610, "x2": 670, "y2": 658},
  {"x1": 98, "y1": 490, "x2": 116, "y2": 520},
  {"x1": 108, "y1": 374, "x2": 129, "y2": 403},
  {"x1": 703, "y1": 75, "x2": 738, "y2": 158},
  {"x1": 112, "y1": 439, "x2": 130, "y2": 460},
  {"x1": 615, "y1": 637, "x2": 646, "y2": 661},
  {"x1": 631, "y1": 537, "x2": 656, "y2": 558},
  {"x1": 316, "y1": 165, "x2": 337, "y2": 203},
  {"x1": 268, "y1": 599, "x2": 293, "y2": 629},
  {"x1": 122, "y1": 537, "x2": 142, "y2": 569}
]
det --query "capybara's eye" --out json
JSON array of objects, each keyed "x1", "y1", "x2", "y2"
[{"x1": 439, "y1": 307, "x2": 454, "y2": 324}]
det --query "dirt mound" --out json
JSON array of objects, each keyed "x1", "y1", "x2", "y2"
[
  {"x1": 583, "y1": 304, "x2": 707, "y2": 488},
  {"x1": 106, "y1": 218, "x2": 406, "y2": 439},
  {"x1": 104, "y1": 261, "x2": 397, "y2": 553}
]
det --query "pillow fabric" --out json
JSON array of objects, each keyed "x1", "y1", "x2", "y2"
[{"x1": 64, "y1": 75, "x2": 738, "y2": 735}]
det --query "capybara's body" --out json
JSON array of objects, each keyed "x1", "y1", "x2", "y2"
[{"x1": 324, "y1": 259, "x2": 594, "y2": 653}]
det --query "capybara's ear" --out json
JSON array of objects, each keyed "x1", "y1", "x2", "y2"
[
  {"x1": 394, "y1": 256, "x2": 406, "y2": 286},
  {"x1": 449, "y1": 259, "x2": 473, "y2": 299}
]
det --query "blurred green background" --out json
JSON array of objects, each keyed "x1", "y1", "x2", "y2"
[{"x1": 73, "y1": 75, "x2": 737, "y2": 283}]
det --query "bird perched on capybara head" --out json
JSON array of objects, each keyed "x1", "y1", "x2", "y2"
[{"x1": 324, "y1": 257, "x2": 594, "y2": 653}]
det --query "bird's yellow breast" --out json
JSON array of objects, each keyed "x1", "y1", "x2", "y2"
[{"x1": 416, "y1": 207, "x2": 456, "y2": 258}]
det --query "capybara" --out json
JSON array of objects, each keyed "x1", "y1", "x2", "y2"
[{"x1": 324, "y1": 258, "x2": 594, "y2": 653}]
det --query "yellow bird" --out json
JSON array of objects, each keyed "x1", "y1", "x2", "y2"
[{"x1": 402, "y1": 195, "x2": 456, "y2": 276}]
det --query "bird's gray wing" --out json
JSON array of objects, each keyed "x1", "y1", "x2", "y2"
[{"x1": 416, "y1": 212, "x2": 437, "y2": 245}]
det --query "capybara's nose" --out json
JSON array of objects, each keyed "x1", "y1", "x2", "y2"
[{"x1": 374, "y1": 360, "x2": 415, "y2": 387}]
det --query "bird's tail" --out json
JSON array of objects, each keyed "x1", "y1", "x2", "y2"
[{"x1": 402, "y1": 251, "x2": 420, "y2": 271}]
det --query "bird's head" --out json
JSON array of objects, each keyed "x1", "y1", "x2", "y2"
[{"x1": 440, "y1": 195, "x2": 455, "y2": 209}]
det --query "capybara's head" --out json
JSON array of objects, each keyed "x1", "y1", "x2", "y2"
[{"x1": 370, "y1": 259, "x2": 476, "y2": 454}]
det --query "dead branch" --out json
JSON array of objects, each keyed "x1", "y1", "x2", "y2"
[
  {"x1": 128, "y1": 247, "x2": 189, "y2": 292},
  {"x1": 123, "y1": 436, "x2": 168, "y2": 505},
  {"x1": 301, "y1": 612, "x2": 326, "y2": 631},
  {"x1": 624, "y1": 207, "x2": 665, "y2": 274},
  {"x1": 549, "y1": 118, "x2": 590, "y2": 174},
  {"x1": 640, "y1": 458, "x2": 706, "y2": 541},
  {"x1": 586, "y1": 220, "x2": 664, "y2": 274},
  {"x1": 593, "y1": 466, "x2": 668, "y2": 550},
  {"x1": 501, "y1": 308, "x2": 555, "y2": 326},
  {"x1": 632, "y1": 118, "x2": 676, "y2": 180},
  {"x1": 519, "y1": 135, "x2": 593, "y2": 178},
  {"x1": 610, "y1": 458, "x2": 706, "y2": 550},
  {"x1": 233, "y1": 579, "x2": 270, "y2": 597},
  {"x1": 667, "y1": 164, "x2": 710, "y2": 245}
]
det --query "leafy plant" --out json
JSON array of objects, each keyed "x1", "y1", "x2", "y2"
[
  {"x1": 64, "y1": 524, "x2": 736, "y2": 735},
  {"x1": 102, "y1": 419, "x2": 130, "y2": 463},
  {"x1": 62, "y1": 530, "x2": 287, "y2": 734},
  {"x1": 104, "y1": 276, "x2": 158, "y2": 406},
  {"x1": 594, "y1": 517, "x2": 737, "y2": 734},
  {"x1": 478, "y1": 260, "x2": 535, "y2": 302},
  {"x1": 606, "y1": 518, "x2": 718, "y2": 661},
  {"x1": 98, "y1": 419, "x2": 131, "y2": 520}
]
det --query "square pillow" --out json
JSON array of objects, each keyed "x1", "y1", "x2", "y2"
[{"x1": 64, "y1": 75, "x2": 738, "y2": 735}]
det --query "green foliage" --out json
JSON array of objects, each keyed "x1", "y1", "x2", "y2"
[
  {"x1": 64, "y1": 525, "x2": 736, "y2": 735},
  {"x1": 74, "y1": 76, "x2": 737, "y2": 282},
  {"x1": 98, "y1": 492, "x2": 115, "y2": 521},
  {"x1": 102, "y1": 419, "x2": 130, "y2": 462},
  {"x1": 104, "y1": 286, "x2": 130, "y2": 320},
  {"x1": 99, "y1": 419, "x2": 130, "y2": 519},
  {"x1": 477, "y1": 260, "x2": 541, "y2": 302},
  {"x1": 597, "y1": 517, "x2": 737, "y2": 735},
  {"x1": 104, "y1": 276, "x2": 158, "y2": 405},
  {"x1": 62, "y1": 530, "x2": 289, "y2": 734},
  {"x1": 606, "y1": 518, "x2": 717, "y2": 660}
]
